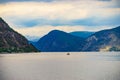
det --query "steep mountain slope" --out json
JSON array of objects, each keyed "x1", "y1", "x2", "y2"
[
  {"x1": 32, "y1": 30, "x2": 86, "y2": 52},
  {"x1": 82, "y1": 26, "x2": 120, "y2": 51},
  {"x1": 0, "y1": 17, "x2": 38, "y2": 53},
  {"x1": 70, "y1": 31, "x2": 94, "y2": 38}
]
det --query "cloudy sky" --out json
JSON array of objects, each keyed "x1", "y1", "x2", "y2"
[{"x1": 0, "y1": 0, "x2": 120, "y2": 40}]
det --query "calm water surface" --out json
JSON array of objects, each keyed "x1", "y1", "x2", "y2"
[{"x1": 0, "y1": 52, "x2": 120, "y2": 80}]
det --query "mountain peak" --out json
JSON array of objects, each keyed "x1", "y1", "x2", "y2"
[
  {"x1": 50, "y1": 30, "x2": 61, "y2": 32},
  {"x1": 48, "y1": 30, "x2": 66, "y2": 34},
  {"x1": 0, "y1": 17, "x2": 13, "y2": 32}
]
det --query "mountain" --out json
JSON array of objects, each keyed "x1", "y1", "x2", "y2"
[
  {"x1": 82, "y1": 26, "x2": 120, "y2": 51},
  {"x1": 32, "y1": 26, "x2": 120, "y2": 52},
  {"x1": 32, "y1": 30, "x2": 86, "y2": 52},
  {"x1": 0, "y1": 17, "x2": 38, "y2": 53},
  {"x1": 70, "y1": 31, "x2": 94, "y2": 38}
]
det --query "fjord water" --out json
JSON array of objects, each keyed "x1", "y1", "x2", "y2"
[{"x1": 0, "y1": 52, "x2": 120, "y2": 80}]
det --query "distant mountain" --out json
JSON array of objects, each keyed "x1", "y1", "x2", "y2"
[
  {"x1": 82, "y1": 26, "x2": 120, "y2": 51},
  {"x1": 0, "y1": 17, "x2": 38, "y2": 53},
  {"x1": 70, "y1": 31, "x2": 94, "y2": 38},
  {"x1": 32, "y1": 30, "x2": 86, "y2": 52},
  {"x1": 26, "y1": 35, "x2": 39, "y2": 42},
  {"x1": 32, "y1": 26, "x2": 120, "y2": 52}
]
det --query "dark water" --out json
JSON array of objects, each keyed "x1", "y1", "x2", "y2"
[{"x1": 0, "y1": 52, "x2": 120, "y2": 80}]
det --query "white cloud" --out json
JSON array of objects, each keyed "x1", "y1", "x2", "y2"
[
  {"x1": 0, "y1": 2, "x2": 89, "y2": 20},
  {"x1": 0, "y1": 0, "x2": 120, "y2": 21}
]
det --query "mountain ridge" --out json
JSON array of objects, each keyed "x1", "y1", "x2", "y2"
[
  {"x1": 70, "y1": 31, "x2": 94, "y2": 38},
  {"x1": 1, "y1": 17, "x2": 119, "y2": 52},
  {"x1": 32, "y1": 26, "x2": 120, "y2": 52},
  {"x1": 0, "y1": 17, "x2": 38, "y2": 53}
]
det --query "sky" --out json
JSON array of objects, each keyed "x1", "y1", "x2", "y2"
[{"x1": 0, "y1": 0, "x2": 120, "y2": 40}]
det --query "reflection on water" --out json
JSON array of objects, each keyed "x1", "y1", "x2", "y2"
[{"x1": 0, "y1": 52, "x2": 120, "y2": 80}]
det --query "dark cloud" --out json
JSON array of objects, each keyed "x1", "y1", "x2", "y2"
[
  {"x1": 0, "y1": 0, "x2": 53, "y2": 3},
  {"x1": 0, "y1": 0, "x2": 112, "y2": 4},
  {"x1": 13, "y1": 15, "x2": 120, "y2": 27}
]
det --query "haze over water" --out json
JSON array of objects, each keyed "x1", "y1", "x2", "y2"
[{"x1": 0, "y1": 52, "x2": 120, "y2": 80}]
